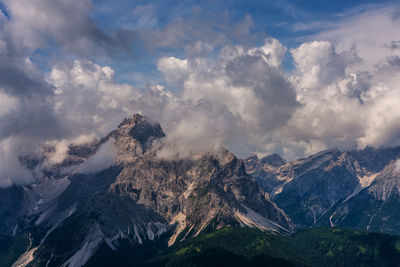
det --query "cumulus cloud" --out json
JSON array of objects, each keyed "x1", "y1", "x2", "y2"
[
  {"x1": 311, "y1": 4, "x2": 400, "y2": 71},
  {"x1": 0, "y1": 0, "x2": 133, "y2": 187},
  {"x1": 157, "y1": 57, "x2": 189, "y2": 84},
  {"x1": 3, "y1": 0, "x2": 400, "y2": 187},
  {"x1": 76, "y1": 139, "x2": 117, "y2": 174},
  {"x1": 274, "y1": 36, "x2": 400, "y2": 157},
  {"x1": 48, "y1": 60, "x2": 142, "y2": 136},
  {"x1": 155, "y1": 38, "x2": 299, "y2": 158},
  {"x1": 44, "y1": 134, "x2": 96, "y2": 165},
  {"x1": 0, "y1": 3, "x2": 64, "y2": 187},
  {"x1": 0, "y1": 137, "x2": 35, "y2": 188},
  {"x1": 291, "y1": 41, "x2": 347, "y2": 89}
]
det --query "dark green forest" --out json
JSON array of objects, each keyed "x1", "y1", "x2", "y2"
[{"x1": 83, "y1": 227, "x2": 400, "y2": 267}]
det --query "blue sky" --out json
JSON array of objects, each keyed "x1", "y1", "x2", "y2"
[
  {"x1": 0, "y1": 0, "x2": 394, "y2": 86},
  {"x1": 78, "y1": 0, "x2": 394, "y2": 85}
]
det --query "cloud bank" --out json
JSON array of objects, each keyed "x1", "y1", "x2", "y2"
[{"x1": 1, "y1": 1, "x2": 400, "y2": 186}]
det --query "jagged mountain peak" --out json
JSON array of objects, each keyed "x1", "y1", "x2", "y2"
[
  {"x1": 260, "y1": 154, "x2": 286, "y2": 167},
  {"x1": 244, "y1": 153, "x2": 286, "y2": 174},
  {"x1": 111, "y1": 145, "x2": 293, "y2": 245},
  {"x1": 105, "y1": 114, "x2": 166, "y2": 160},
  {"x1": 245, "y1": 145, "x2": 400, "y2": 232},
  {"x1": 109, "y1": 114, "x2": 165, "y2": 146},
  {"x1": 117, "y1": 114, "x2": 148, "y2": 128}
]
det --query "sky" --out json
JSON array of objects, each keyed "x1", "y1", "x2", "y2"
[{"x1": 0, "y1": 0, "x2": 400, "y2": 187}]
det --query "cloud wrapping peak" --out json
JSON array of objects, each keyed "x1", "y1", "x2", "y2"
[
  {"x1": 0, "y1": 137, "x2": 35, "y2": 188},
  {"x1": 77, "y1": 139, "x2": 117, "y2": 174},
  {"x1": 1, "y1": 1, "x2": 400, "y2": 186}
]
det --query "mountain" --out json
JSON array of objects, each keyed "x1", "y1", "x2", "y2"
[
  {"x1": 4, "y1": 114, "x2": 400, "y2": 266},
  {"x1": 245, "y1": 147, "x2": 400, "y2": 232},
  {"x1": 2, "y1": 114, "x2": 292, "y2": 267},
  {"x1": 317, "y1": 160, "x2": 400, "y2": 234},
  {"x1": 244, "y1": 154, "x2": 287, "y2": 198}
]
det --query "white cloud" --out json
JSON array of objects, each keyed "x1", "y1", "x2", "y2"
[
  {"x1": 0, "y1": 137, "x2": 36, "y2": 188},
  {"x1": 44, "y1": 134, "x2": 96, "y2": 165},
  {"x1": 312, "y1": 4, "x2": 400, "y2": 71},
  {"x1": 3, "y1": 0, "x2": 129, "y2": 55},
  {"x1": 77, "y1": 139, "x2": 117, "y2": 174},
  {"x1": 156, "y1": 38, "x2": 299, "y2": 158},
  {"x1": 48, "y1": 60, "x2": 142, "y2": 136},
  {"x1": 3, "y1": 1, "x2": 400, "y2": 187},
  {"x1": 291, "y1": 41, "x2": 346, "y2": 90},
  {"x1": 0, "y1": 92, "x2": 18, "y2": 117},
  {"x1": 157, "y1": 57, "x2": 189, "y2": 84},
  {"x1": 248, "y1": 38, "x2": 287, "y2": 69},
  {"x1": 0, "y1": 0, "x2": 132, "y2": 187},
  {"x1": 274, "y1": 35, "x2": 400, "y2": 158}
]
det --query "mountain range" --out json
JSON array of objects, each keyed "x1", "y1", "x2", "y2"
[
  {"x1": 244, "y1": 146, "x2": 400, "y2": 234},
  {"x1": 1, "y1": 114, "x2": 400, "y2": 266},
  {"x1": 1, "y1": 115, "x2": 291, "y2": 267}
]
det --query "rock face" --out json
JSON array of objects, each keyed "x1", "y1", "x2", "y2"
[
  {"x1": 245, "y1": 147, "x2": 400, "y2": 231},
  {"x1": 107, "y1": 114, "x2": 166, "y2": 160},
  {"x1": 318, "y1": 161, "x2": 400, "y2": 234},
  {"x1": 4, "y1": 114, "x2": 292, "y2": 267},
  {"x1": 244, "y1": 153, "x2": 287, "y2": 199}
]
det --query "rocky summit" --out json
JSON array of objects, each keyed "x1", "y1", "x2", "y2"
[{"x1": 4, "y1": 115, "x2": 292, "y2": 267}]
